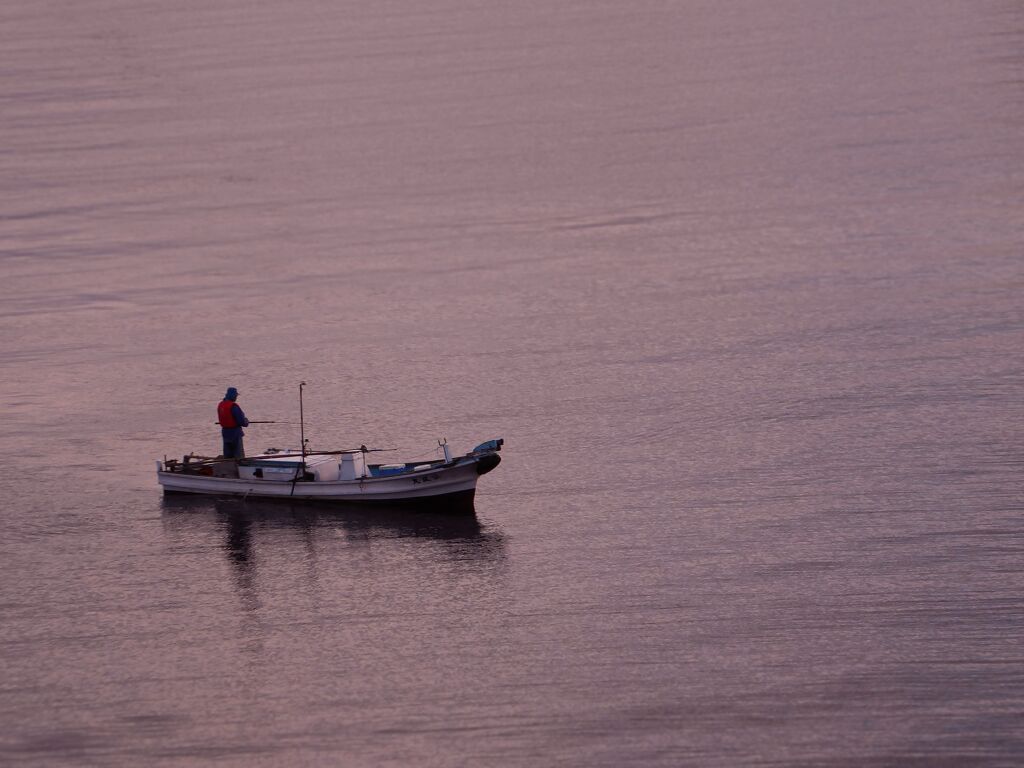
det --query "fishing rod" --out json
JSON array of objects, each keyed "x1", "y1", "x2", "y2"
[{"x1": 212, "y1": 420, "x2": 280, "y2": 425}]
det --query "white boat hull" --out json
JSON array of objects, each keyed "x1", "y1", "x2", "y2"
[{"x1": 157, "y1": 443, "x2": 502, "y2": 514}]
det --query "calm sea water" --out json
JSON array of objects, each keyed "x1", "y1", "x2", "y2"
[{"x1": 1, "y1": 1, "x2": 1022, "y2": 765}]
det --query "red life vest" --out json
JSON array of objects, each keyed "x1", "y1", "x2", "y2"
[{"x1": 217, "y1": 400, "x2": 238, "y2": 428}]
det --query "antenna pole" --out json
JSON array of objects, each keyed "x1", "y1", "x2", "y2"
[
  {"x1": 287, "y1": 381, "x2": 309, "y2": 496},
  {"x1": 299, "y1": 381, "x2": 307, "y2": 472}
]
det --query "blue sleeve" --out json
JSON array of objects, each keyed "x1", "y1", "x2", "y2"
[{"x1": 232, "y1": 404, "x2": 249, "y2": 427}]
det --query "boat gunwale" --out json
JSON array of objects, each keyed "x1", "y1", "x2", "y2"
[{"x1": 159, "y1": 455, "x2": 482, "y2": 485}]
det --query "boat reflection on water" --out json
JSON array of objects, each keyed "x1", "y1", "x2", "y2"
[
  {"x1": 159, "y1": 497, "x2": 508, "y2": 660},
  {"x1": 159, "y1": 494, "x2": 508, "y2": 585}
]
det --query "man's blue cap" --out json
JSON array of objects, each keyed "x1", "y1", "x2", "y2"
[{"x1": 225, "y1": 387, "x2": 238, "y2": 400}]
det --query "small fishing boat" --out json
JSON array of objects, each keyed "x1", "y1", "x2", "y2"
[{"x1": 157, "y1": 438, "x2": 503, "y2": 513}]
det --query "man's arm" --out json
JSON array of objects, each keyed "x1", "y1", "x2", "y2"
[{"x1": 231, "y1": 403, "x2": 249, "y2": 427}]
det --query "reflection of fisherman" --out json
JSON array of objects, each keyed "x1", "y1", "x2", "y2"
[{"x1": 217, "y1": 387, "x2": 250, "y2": 458}]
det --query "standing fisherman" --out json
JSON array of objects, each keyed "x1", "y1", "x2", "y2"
[{"x1": 217, "y1": 387, "x2": 250, "y2": 458}]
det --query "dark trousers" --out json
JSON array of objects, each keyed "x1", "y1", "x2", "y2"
[{"x1": 223, "y1": 437, "x2": 244, "y2": 459}]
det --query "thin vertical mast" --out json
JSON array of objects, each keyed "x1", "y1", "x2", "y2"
[{"x1": 299, "y1": 380, "x2": 307, "y2": 473}]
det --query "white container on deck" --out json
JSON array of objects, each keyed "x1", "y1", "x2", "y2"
[
  {"x1": 309, "y1": 455, "x2": 340, "y2": 482},
  {"x1": 339, "y1": 451, "x2": 370, "y2": 480}
]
